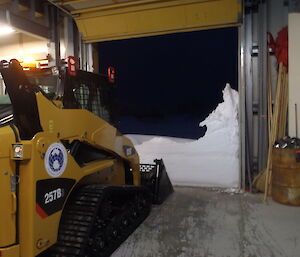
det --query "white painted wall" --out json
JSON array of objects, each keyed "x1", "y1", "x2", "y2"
[
  {"x1": 0, "y1": 32, "x2": 48, "y2": 61},
  {"x1": 288, "y1": 13, "x2": 300, "y2": 137}
]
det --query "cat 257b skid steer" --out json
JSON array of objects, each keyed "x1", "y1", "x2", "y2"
[{"x1": 0, "y1": 58, "x2": 173, "y2": 257}]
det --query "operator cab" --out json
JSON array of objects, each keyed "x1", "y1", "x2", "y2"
[{"x1": 0, "y1": 58, "x2": 117, "y2": 128}]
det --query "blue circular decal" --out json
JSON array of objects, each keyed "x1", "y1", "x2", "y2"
[{"x1": 44, "y1": 143, "x2": 67, "y2": 177}]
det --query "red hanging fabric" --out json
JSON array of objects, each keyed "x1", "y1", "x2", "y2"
[{"x1": 268, "y1": 26, "x2": 288, "y2": 71}]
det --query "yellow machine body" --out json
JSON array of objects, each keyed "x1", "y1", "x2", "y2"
[
  {"x1": 0, "y1": 91, "x2": 140, "y2": 257},
  {"x1": 0, "y1": 126, "x2": 18, "y2": 248},
  {"x1": 0, "y1": 59, "x2": 173, "y2": 257}
]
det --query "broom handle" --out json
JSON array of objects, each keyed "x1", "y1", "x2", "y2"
[{"x1": 296, "y1": 103, "x2": 298, "y2": 138}]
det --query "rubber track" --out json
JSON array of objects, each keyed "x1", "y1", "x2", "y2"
[{"x1": 45, "y1": 185, "x2": 152, "y2": 257}]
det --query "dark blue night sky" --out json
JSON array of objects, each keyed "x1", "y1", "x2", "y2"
[{"x1": 98, "y1": 27, "x2": 238, "y2": 139}]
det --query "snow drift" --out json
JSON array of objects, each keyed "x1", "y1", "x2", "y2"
[{"x1": 126, "y1": 84, "x2": 240, "y2": 188}]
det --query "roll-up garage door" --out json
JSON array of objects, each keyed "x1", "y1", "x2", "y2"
[{"x1": 55, "y1": 0, "x2": 242, "y2": 42}]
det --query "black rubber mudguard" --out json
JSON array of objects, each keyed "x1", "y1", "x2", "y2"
[{"x1": 140, "y1": 159, "x2": 174, "y2": 204}]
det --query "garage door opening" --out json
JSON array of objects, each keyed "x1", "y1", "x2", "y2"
[
  {"x1": 98, "y1": 27, "x2": 238, "y2": 139},
  {"x1": 98, "y1": 27, "x2": 239, "y2": 187}
]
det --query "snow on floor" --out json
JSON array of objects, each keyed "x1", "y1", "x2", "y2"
[{"x1": 126, "y1": 84, "x2": 240, "y2": 188}]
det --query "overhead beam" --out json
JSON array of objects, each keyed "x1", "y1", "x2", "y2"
[
  {"x1": 10, "y1": 12, "x2": 49, "y2": 39},
  {"x1": 73, "y1": 0, "x2": 242, "y2": 43},
  {"x1": 72, "y1": 0, "x2": 183, "y2": 13},
  {"x1": 57, "y1": 0, "x2": 90, "y2": 6},
  {"x1": 0, "y1": 9, "x2": 49, "y2": 39}
]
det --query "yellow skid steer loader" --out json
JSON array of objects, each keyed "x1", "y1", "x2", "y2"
[{"x1": 0, "y1": 58, "x2": 173, "y2": 257}]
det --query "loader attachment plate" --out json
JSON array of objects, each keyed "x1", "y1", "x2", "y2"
[{"x1": 140, "y1": 159, "x2": 174, "y2": 204}]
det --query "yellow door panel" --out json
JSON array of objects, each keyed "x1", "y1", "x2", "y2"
[
  {"x1": 0, "y1": 169, "x2": 16, "y2": 247},
  {"x1": 71, "y1": 0, "x2": 242, "y2": 42},
  {"x1": 0, "y1": 244, "x2": 20, "y2": 257},
  {"x1": 0, "y1": 126, "x2": 17, "y2": 247}
]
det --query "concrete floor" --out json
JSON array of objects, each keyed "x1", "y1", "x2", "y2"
[{"x1": 112, "y1": 186, "x2": 300, "y2": 257}]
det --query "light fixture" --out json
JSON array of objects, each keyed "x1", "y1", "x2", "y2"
[
  {"x1": 23, "y1": 56, "x2": 35, "y2": 64},
  {"x1": 13, "y1": 144, "x2": 23, "y2": 159},
  {"x1": 0, "y1": 25, "x2": 15, "y2": 36},
  {"x1": 28, "y1": 47, "x2": 48, "y2": 54}
]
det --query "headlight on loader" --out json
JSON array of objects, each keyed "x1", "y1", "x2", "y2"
[
  {"x1": 11, "y1": 144, "x2": 31, "y2": 160},
  {"x1": 13, "y1": 144, "x2": 23, "y2": 158}
]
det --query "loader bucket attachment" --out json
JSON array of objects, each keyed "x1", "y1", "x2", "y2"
[{"x1": 140, "y1": 159, "x2": 174, "y2": 204}]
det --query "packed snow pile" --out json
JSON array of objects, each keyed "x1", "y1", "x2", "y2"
[{"x1": 126, "y1": 84, "x2": 240, "y2": 188}]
